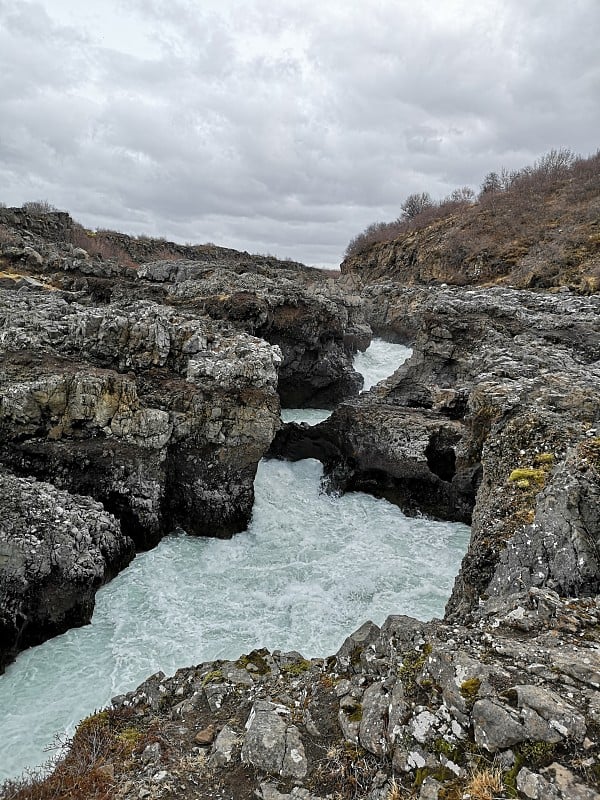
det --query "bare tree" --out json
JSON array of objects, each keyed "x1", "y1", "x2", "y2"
[
  {"x1": 479, "y1": 172, "x2": 502, "y2": 195},
  {"x1": 534, "y1": 148, "x2": 575, "y2": 176},
  {"x1": 401, "y1": 192, "x2": 434, "y2": 219},
  {"x1": 449, "y1": 186, "x2": 476, "y2": 203}
]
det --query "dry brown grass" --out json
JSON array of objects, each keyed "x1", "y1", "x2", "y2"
[
  {"x1": 464, "y1": 765, "x2": 504, "y2": 800},
  {"x1": 0, "y1": 708, "x2": 157, "y2": 800},
  {"x1": 70, "y1": 225, "x2": 138, "y2": 269},
  {"x1": 385, "y1": 777, "x2": 406, "y2": 800}
]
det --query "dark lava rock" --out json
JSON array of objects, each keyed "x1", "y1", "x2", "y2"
[{"x1": 0, "y1": 468, "x2": 134, "y2": 672}]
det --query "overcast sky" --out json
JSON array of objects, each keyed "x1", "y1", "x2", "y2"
[{"x1": 1, "y1": 0, "x2": 598, "y2": 266}]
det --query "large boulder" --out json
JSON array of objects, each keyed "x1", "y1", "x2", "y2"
[
  {"x1": 0, "y1": 468, "x2": 134, "y2": 672},
  {"x1": 0, "y1": 290, "x2": 282, "y2": 546},
  {"x1": 139, "y1": 260, "x2": 370, "y2": 407}
]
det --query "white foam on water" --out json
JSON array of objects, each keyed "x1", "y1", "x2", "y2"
[
  {"x1": 0, "y1": 338, "x2": 468, "y2": 780},
  {"x1": 354, "y1": 339, "x2": 412, "y2": 391},
  {"x1": 281, "y1": 408, "x2": 332, "y2": 425}
]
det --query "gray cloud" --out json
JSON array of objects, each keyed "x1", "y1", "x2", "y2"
[{"x1": 0, "y1": 0, "x2": 598, "y2": 266}]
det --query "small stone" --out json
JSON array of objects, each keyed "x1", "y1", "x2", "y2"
[
  {"x1": 408, "y1": 750, "x2": 426, "y2": 769},
  {"x1": 210, "y1": 724, "x2": 239, "y2": 767},
  {"x1": 141, "y1": 741, "x2": 161, "y2": 764},
  {"x1": 517, "y1": 767, "x2": 555, "y2": 799},
  {"x1": 303, "y1": 708, "x2": 323, "y2": 737},
  {"x1": 420, "y1": 776, "x2": 442, "y2": 800},
  {"x1": 410, "y1": 710, "x2": 438, "y2": 745},
  {"x1": 205, "y1": 682, "x2": 228, "y2": 711},
  {"x1": 194, "y1": 724, "x2": 216, "y2": 745},
  {"x1": 96, "y1": 762, "x2": 114, "y2": 780},
  {"x1": 496, "y1": 749, "x2": 515, "y2": 768},
  {"x1": 152, "y1": 770, "x2": 169, "y2": 783},
  {"x1": 335, "y1": 679, "x2": 352, "y2": 697},
  {"x1": 281, "y1": 725, "x2": 308, "y2": 779},
  {"x1": 472, "y1": 699, "x2": 526, "y2": 751}
]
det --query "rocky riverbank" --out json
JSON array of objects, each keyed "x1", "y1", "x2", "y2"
[
  {"x1": 0, "y1": 287, "x2": 282, "y2": 671},
  {"x1": 1, "y1": 205, "x2": 599, "y2": 799},
  {"x1": 5, "y1": 587, "x2": 598, "y2": 800},
  {"x1": 272, "y1": 284, "x2": 600, "y2": 621},
  {"x1": 0, "y1": 468, "x2": 134, "y2": 669}
]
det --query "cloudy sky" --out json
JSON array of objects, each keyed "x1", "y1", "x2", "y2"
[{"x1": 1, "y1": 0, "x2": 598, "y2": 266}]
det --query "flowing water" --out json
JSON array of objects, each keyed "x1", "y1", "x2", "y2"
[{"x1": 0, "y1": 339, "x2": 470, "y2": 780}]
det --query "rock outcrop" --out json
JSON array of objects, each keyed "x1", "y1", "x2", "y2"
[
  {"x1": 136, "y1": 259, "x2": 369, "y2": 407},
  {"x1": 19, "y1": 588, "x2": 598, "y2": 799},
  {"x1": 0, "y1": 286, "x2": 282, "y2": 669},
  {"x1": 272, "y1": 285, "x2": 600, "y2": 616},
  {"x1": 269, "y1": 402, "x2": 476, "y2": 523},
  {"x1": 0, "y1": 208, "x2": 370, "y2": 408},
  {"x1": 0, "y1": 468, "x2": 134, "y2": 673},
  {"x1": 0, "y1": 289, "x2": 281, "y2": 544}
]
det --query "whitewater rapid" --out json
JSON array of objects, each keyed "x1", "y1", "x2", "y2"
[{"x1": 0, "y1": 339, "x2": 470, "y2": 780}]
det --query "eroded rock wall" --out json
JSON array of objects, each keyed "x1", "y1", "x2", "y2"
[
  {"x1": 0, "y1": 287, "x2": 282, "y2": 668},
  {"x1": 0, "y1": 290, "x2": 281, "y2": 543},
  {"x1": 0, "y1": 468, "x2": 135, "y2": 672},
  {"x1": 137, "y1": 260, "x2": 369, "y2": 408},
  {"x1": 331, "y1": 285, "x2": 600, "y2": 618},
  {"x1": 271, "y1": 285, "x2": 600, "y2": 619}
]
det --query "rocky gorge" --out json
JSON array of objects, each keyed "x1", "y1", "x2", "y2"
[
  {"x1": 1, "y1": 205, "x2": 599, "y2": 800},
  {"x1": 0, "y1": 208, "x2": 368, "y2": 673}
]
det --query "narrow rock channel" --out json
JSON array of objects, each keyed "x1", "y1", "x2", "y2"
[{"x1": 0, "y1": 340, "x2": 470, "y2": 780}]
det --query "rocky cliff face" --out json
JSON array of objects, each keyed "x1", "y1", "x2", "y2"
[
  {"x1": 0, "y1": 286, "x2": 281, "y2": 669},
  {"x1": 276, "y1": 285, "x2": 600, "y2": 619},
  {"x1": 0, "y1": 208, "x2": 369, "y2": 408},
  {"x1": 13, "y1": 281, "x2": 599, "y2": 800},
  {"x1": 0, "y1": 469, "x2": 135, "y2": 673},
  {"x1": 0, "y1": 289, "x2": 282, "y2": 542},
  {"x1": 136, "y1": 259, "x2": 369, "y2": 408}
]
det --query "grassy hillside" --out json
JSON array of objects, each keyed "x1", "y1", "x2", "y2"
[{"x1": 342, "y1": 150, "x2": 600, "y2": 293}]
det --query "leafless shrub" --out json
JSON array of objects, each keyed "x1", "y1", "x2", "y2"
[
  {"x1": 448, "y1": 186, "x2": 476, "y2": 203},
  {"x1": 22, "y1": 200, "x2": 58, "y2": 215},
  {"x1": 345, "y1": 220, "x2": 405, "y2": 257},
  {"x1": 0, "y1": 223, "x2": 20, "y2": 246},
  {"x1": 70, "y1": 225, "x2": 137, "y2": 268},
  {"x1": 480, "y1": 148, "x2": 577, "y2": 201},
  {"x1": 0, "y1": 707, "x2": 156, "y2": 800},
  {"x1": 345, "y1": 197, "x2": 471, "y2": 258}
]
